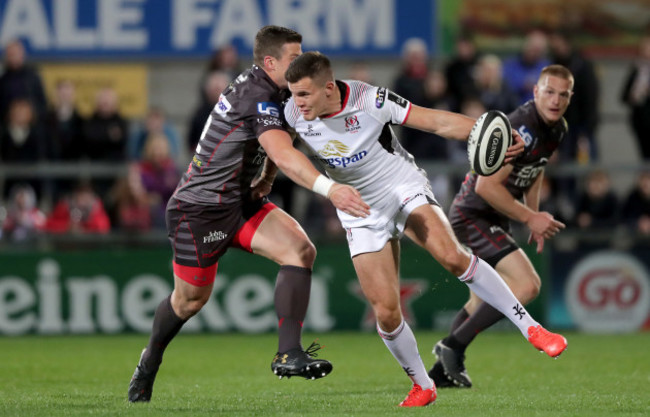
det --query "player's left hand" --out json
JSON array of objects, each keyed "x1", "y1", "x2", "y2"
[
  {"x1": 528, "y1": 231, "x2": 545, "y2": 254},
  {"x1": 329, "y1": 184, "x2": 370, "y2": 218},
  {"x1": 503, "y1": 130, "x2": 524, "y2": 165},
  {"x1": 250, "y1": 176, "x2": 274, "y2": 200}
]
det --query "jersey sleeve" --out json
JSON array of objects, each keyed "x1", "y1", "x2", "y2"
[
  {"x1": 370, "y1": 86, "x2": 411, "y2": 125},
  {"x1": 249, "y1": 99, "x2": 288, "y2": 137}
]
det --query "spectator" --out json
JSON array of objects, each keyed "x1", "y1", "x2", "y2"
[
  {"x1": 549, "y1": 29, "x2": 600, "y2": 163},
  {"x1": 202, "y1": 44, "x2": 242, "y2": 84},
  {"x1": 137, "y1": 133, "x2": 180, "y2": 228},
  {"x1": 45, "y1": 79, "x2": 86, "y2": 201},
  {"x1": 187, "y1": 70, "x2": 231, "y2": 152},
  {"x1": 0, "y1": 39, "x2": 47, "y2": 121},
  {"x1": 621, "y1": 34, "x2": 650, "y2": 160},
  {"x1": 473, "y1": 54, "x2": 519, "y2": 114},
  {"x1": 575, "y1": 169, "x2": 619, "y2": 230},
  {"x1": 107, "y1": 164, "x2": 152, "y2": 232},
  {"x1": 0, "y1": 98, "x2": 48, "y2": 161},
  {"x1": 0, "y1": 98, "x2": 49, "y2": 199},
  {"x1": 621, "y1": 170, "x2": 650, "y2": 235},
  {"x1": 1, "y1": 183, "x2": 46, "y2": 242},
  {"x1": 503, "y1": 29, "x2": 550, "y2": 104},
  {"x1": 128, "y1": 106, "x2": 180, "y2": 162},
  {"x1": 392, "y1": 37, "x2": 430, "y2": 105},
  {"x1": 44, "y1": 181, "x2": 111, "y2": 234},
  {"x1": 45, "y1": 79, "x2": 85, "y2": 161},
  {"x1": 194, "y1": 44, "x2": 242, "y2": 122},
  {"x1": 445, "y1": 31, "x2": 481, "y2": 110},
  {"x1": 82, "y1": 86, "x2": 129, "y2": 161}
]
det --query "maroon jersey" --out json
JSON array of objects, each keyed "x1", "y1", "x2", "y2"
[
  {"x1": 452, "y1": 100, "x2": 568, "y2": 220},
  {"x1": 448, "y1": 100, "x2": 568, "y2": 266},
  {"x1": 173, "y1": 65, "x2": 290, "y2": 206}
]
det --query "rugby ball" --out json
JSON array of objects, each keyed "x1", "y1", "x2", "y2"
[{"x1": 467, "y1": 110, "x2": 512, "y2": 176}]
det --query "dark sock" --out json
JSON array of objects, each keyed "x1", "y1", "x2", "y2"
[
  {"x1": 141, "y1": 294, "x2": 186, "y2": 371},
  {"x1": 449, "y1": 308, "x2": 470, "y2": 333},
  {"x1": 450, "y1": 302, "x2": 505, "y2": 350},
  {"x1": 274, "y1": 265, "x2": 311, "y2": 353}
]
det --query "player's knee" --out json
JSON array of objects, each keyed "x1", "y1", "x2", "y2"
[
  {"x1": 173, "y1": 293, "x2": 210, "y2": 319},
  {"x1": 523, "y1": 279, "x2": 542, "y2": 303},
  {"x1": 510, "y1": 278, "x2": 541, "y2": 304},
  {"x1": 289, "y1": 237, "x2": 317, "y2": 267},
  {"x1": 438, "y1": 248, "x2": 469, "y2": 276},
  {"x1": 373, "y1": 304, "x2": 402, "y2": 330}
]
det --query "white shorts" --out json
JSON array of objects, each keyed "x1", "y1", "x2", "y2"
[{"x1": 341, "y1": 181, "x2": 439, "y2": 257}]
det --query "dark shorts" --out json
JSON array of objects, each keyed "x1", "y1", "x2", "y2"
[
  {"x1": 166, "y1": 196, "x2": 276, "y2": 283},
  {"x1": 448, "y1": 203, "x2": 518, "y2": 268}
]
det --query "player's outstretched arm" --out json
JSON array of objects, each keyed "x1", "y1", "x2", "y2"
[
  {"x1": 259, "y1": 129, "x2": 370, "y2": 218},
  {"x1": 402, "y1": 104, "x2": 476, "y2": 141}
]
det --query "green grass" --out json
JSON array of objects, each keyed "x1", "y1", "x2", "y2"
[{"x1": 0, "y1": 331, "x2": 648, "y2": 416}]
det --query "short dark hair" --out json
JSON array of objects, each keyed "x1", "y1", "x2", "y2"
[
  {"x1": 253, "y1": 25, "x2": 302, "y2": 67},
  {"x1": 540, "y1": 64, "x2": 574, "y2": 86},
  {"x1": 285, "y1": 51, "x2": 334, "y2": 84}
]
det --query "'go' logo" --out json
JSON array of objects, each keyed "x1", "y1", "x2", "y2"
[{"x1": 565, "y1": 251, "x2": 650, "y2": 333}]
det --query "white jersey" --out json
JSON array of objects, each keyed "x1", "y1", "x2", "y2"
[{"x1": 285, "y1": 80, "x2": 435, "y2": 231}]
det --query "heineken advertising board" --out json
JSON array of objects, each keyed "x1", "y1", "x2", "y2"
[{"x1": 0, "y1": 244, "x2": 545, "y2": 335}]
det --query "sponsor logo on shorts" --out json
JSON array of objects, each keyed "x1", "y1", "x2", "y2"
[
  {"x1": 399, "y1": 193, "x2": 423, "y2": 211},
  {"x1": 316, "y1": 140, "x2": 367, "y2": 168},
  {"x1": 203, "y1": 231, "x2": 228, "y2": 243},
  {"x1": 488, "y1": 225, "x2": 505, "y2": 235}
]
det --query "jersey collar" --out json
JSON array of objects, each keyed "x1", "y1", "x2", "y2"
[{"x1": 321, "y1": 80, "x2": 349, "y2": 119}]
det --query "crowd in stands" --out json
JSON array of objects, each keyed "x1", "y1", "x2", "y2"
[{"x1": 1, "y1": 29, "x2": 650, "y2": 243}]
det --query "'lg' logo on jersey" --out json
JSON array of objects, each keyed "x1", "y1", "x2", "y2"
[{"x1": 345, "y1": 116, "x2": 361, "y2": 133}]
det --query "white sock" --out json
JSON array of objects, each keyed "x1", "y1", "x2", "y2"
[
  {"x1": 377, "y1": 320, "x2": 433, "y2": 389},
  {"x1": 459, "y1": 255, "x2": 539, "y2": 337}
]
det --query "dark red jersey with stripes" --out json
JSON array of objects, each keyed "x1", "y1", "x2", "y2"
[
  {"x1": 452, "y1": 100, "x2": 568, "y2": 217},
  {"x1": 173, "y1": 65, "x2": 290, "y2": 206}
]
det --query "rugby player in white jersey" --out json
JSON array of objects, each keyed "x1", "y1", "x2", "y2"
[{"x1": 279, "y1": 51, "x2": 567, "y2": 407}]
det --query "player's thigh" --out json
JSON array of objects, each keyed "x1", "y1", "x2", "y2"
[
  {"x1": 404, "y1": 204, "x2": 470, "y2": 274},
  {"x1": 171, "y1": 274, "x2": 214, "y2": 318},
  {"x1": 351, "y1": 240, "x2": 401, "y2": 309},
  {"x1": 249, "y1": 206, "x2": 315, "y2": 267},
  {"x1": 172, "y1": 274, "x2": 214, "y2": 303}
]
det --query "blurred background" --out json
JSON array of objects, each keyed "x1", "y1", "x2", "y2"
[{"x1": 0, "y1": 0, "x2": 649, "y2": 337}]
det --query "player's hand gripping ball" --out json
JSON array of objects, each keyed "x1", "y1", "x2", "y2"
[{"x1": 467, "y1": 110, "x2": 513, "y2": 176}]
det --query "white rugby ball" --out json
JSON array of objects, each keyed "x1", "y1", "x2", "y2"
[{"x1": 467, "y1": 110, "x2": 512, "y2": 176}]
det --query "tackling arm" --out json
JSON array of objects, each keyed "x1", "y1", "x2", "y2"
[{"x1": 258, "y1": 129, "x2": 369, "y2": 217}]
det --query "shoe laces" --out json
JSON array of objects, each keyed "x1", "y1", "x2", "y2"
[
  {"x1": 528, "y1": 325, "x2": 548, "y2": 340},
  {"x1": 407, "y1": 384, "x2": 423, "y2": 396},
  {"x1": 304, "y1": 340, "x2": 325, "y2": 358}
]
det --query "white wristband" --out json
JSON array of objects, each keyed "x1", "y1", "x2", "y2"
[{"x1": 312, "y1": 174, "x2": 335, "y2": 198}]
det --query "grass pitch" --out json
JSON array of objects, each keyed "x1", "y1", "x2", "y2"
[{"x1": 0, "y1": 331, "x2": 648, "y2": 416}]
